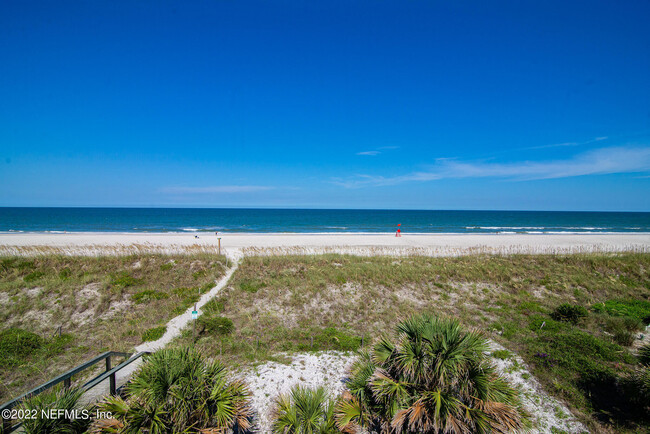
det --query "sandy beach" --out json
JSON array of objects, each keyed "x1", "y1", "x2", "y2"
[{"x1": 1, "y1": 232, "x2": 649, "y2": 256}]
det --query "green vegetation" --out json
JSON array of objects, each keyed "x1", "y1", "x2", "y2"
[
  {"x1": 109, "y1": 271, "x2": 143, "y2": 288},
  {"x1": 640, "y1": 344, "x2": 650, "y2": 366},
  {"x1": 335, "y1": 314, "x2": 524, "y2": 433},
  {"x1": 141, "y1": 325, "x2": 166, "y2": 342},
  {"x1": 23, "y1": 271, "x2": 45, "y2": 283},
  {"x1": 551, "y1": 303, "x2": 588, "y2": 324},
  {"x1": 0, "y1": 328, "x2": 73, "y2": 368},
  {"x1": 239, "y1": 278, "x2": 266, "y2": 293},
  {"x1": 177, "y1": 253, "x2": 650, "y2": 432},
  {"x1": 0, "y1": 328, "x2": 43, "y2": 363},
  {"x1": 0, "y1": 253, "x2": 226, "y2": 401},
  {"x1": 5, "y1": 251, "x2": 650, "y2": 432},
  {"x1": 197, "y1": 315, "x2": 234, "y2": 336},
  {"x1": 272, "y1": 386, "x2": 337, "y2": 434},
  {"x1": 131, "y1": 289, "x2": 169, "y2": 303},
  {"x1": 18, "y1": 386, "x2": 91, "y2": 434},
  {"x1": 592, "y1": 299, "x2": 650, "y2": 323},
  {"x1": 96, "y1": 347, "x2": 252, "y2": 433},
  {"x1": 492, "y1": 349, "x2": 512, "y2": 360}
]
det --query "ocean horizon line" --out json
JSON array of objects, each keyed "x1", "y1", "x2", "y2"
[{"x1": 2, "y1": 206, "x2": 650, "y2": 213}]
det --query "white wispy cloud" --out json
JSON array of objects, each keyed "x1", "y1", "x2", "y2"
[
  {"x1": 333, "y1": 146, "x2": 650, "y2": 188},
  {"x1": 356, "y1": 146, "x2": 400, "y2": 156},
  {"x1": 525, "y1": 136, "x2": 608, "y2": 150},
  {"x1": 162, "y1": 185, "x2": 275, "y2": 194}
]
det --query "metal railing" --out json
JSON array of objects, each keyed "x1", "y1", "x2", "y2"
[{"x1": 1, "y1": 351, "x2": 149, "y2": 433}]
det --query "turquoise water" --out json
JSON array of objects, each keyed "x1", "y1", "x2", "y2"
[{"x1": 0, "y1": 208, "x2": 649, "y2": 234}]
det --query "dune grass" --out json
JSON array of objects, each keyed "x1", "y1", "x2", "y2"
[
  {"x1": 177, "y1": 253, "x2": 650, "y2": 432},
  {"x1": 0, "y1": 253, "x2": 226, "y2": 402}
]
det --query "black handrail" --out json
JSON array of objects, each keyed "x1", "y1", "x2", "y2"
[
  {"x1": 1, "y1": 351, "x2": 147, "y2": 433},
  {"x1": 82, "y1": 351, "x2": 148, "y2": 392}
]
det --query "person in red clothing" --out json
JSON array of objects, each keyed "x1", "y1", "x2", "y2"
[{"x1": 396, "y1": 223, "x2": 401, "y2": 237}]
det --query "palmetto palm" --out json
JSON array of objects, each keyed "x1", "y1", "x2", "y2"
[
  {"x1": 19, "y1": 386, "x2": 91, "y2": 434},
  {"x1": 272, "y1": 385, "x2": 338, "y2": 434},
  {"x1": 336, "y1": 314, "x2": 524, "y2": 433},
  {"x1": 96, "y1": 347, "x2": 251, "y2": 433}
]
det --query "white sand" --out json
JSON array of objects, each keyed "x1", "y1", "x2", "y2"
[
  {"x1": 243, "y1": 346, "x2": 587, "y2": 434},
  {"x1": 1, "y1": 232, "x2": 649, "y2": 257},
  {"x1": 242, "y1": 352, "x2": 356, "y2": 433}
]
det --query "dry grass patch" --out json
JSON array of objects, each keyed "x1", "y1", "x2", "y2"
[{"x1": 0, "y1": 253, "x2": 226, "y2": 401}]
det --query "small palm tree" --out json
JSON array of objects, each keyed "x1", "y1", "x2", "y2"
[
  {"x1": 272, "y1": 385, "x2": 338, "y2": 434},
  {"x1": 19, "y1": 386, "x2": 91, "y2": 434},
  {"x1": 95, "y1": 347, "x2": 251, "y2": 433},
  {"x1": 336, "y1": 314, "x2": 525, "y2": 433}
]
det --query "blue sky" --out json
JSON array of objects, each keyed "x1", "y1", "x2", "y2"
[{"x1": 1, "y1": 1, "x2": 649, "y2": 210}]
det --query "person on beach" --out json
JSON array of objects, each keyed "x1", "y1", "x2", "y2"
[{"x1": 396, "y1": 223, "x2": 401, "y2": 237}]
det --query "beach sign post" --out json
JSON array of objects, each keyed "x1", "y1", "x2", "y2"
[{"x1": 192, "y1": 304, "x2": 198, "y2": 341}]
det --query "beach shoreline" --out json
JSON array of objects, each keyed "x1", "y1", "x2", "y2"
[{"x1": 1, "y1": 232, "x2": 649, "y2": 256}]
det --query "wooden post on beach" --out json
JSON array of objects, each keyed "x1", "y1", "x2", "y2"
[{"x1": 218, "y1": 238, "x2": 221, "y2": 255}]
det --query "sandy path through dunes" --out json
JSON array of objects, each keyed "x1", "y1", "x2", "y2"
[{"x1": 80, "y1": 250, "x2": 241, "y2": 405}]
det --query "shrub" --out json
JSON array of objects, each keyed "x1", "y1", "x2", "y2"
[
  {"x1": 97, "y1": 347, "x2": 251, "y2": 432},
  {"x1": 141, "y1": 326, "x2": 166, "y2": 342},
  {"x1": 593, "y1": 299, "x2": 650, "y2": 324},
  {"x1": 198, "y1": 316, "x2": 234, "y2": 335},
  {"x1": 296, "y1": 327, "x2": 362, "y2": 351},
  {"x1": 613, "y1": 329, "x2": 635, "y2": 346},
  {"x1": 605, "y1": 317, "x2": 641, "y2": 346},
  {"x1": 110, "y1": 271, "x2": 143, "y2": 288},
  {"x1": 131, "y1": 289, "x2": 169, "y2": 304},
  {"x1": 551, "y1": 303, "x2": 588, "y2": 324},
  {"x1": 618, "y1": 316, "x2": 643, "y2": 331},
  {"x1": 336, "y1": 314, "x2": 524, "y2": 433},
  {"x1": 576, "y1": 364, "x2": 622, "y2": 416},
  {"x1": 0, "y1": 328, "x2": 43, "y2": 365},
  {"x1": 0, "y1": 257, "x2": 18, "y2": 272},
  {"x1": 528, "y1": 315, "x2": 566, "y2": 333},
  {"x1": 533, "y1": 329, "x2": 631, "y2": 371},
  {"x1": 159, "y1": 263, "x2": 173, "y2": 271},
  {"x1": 19, "y1": 386, "x2": 91, "y2": 434},
  {"x1": 317, "y1": 327, "x2": 360, "y2": 351},
  {"x1": 238, "y1": 278, "x2": 266, "y2": 293},
  {"x1": 272, "y1": 386, "x2": 337, "y2": 434},
  {"x1": 619, "y1": 367, "x2": 650, "y2": 417},
  {"x1": 203, "y1": 297, "x2": 225, "y2": 315},
  {"x1": 58, "y1": 268, "x2": 71, "y2": 279},
  {"x1": 45, "y1": 333, "x2": 75, "y2": 355},
  {"x1": 23, "y1": 271, "x2": 45, "y2": 282},
  {"x1": 640, "y1": 343, "x2": 650, "y2": 366},
  {"x1": 16, "y1": 260, "x2": 35, "y2": 271}
]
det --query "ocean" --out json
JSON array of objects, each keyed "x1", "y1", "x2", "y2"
[{"x1": 0, "y1": 208, "x2": 649, "y2": 234}]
